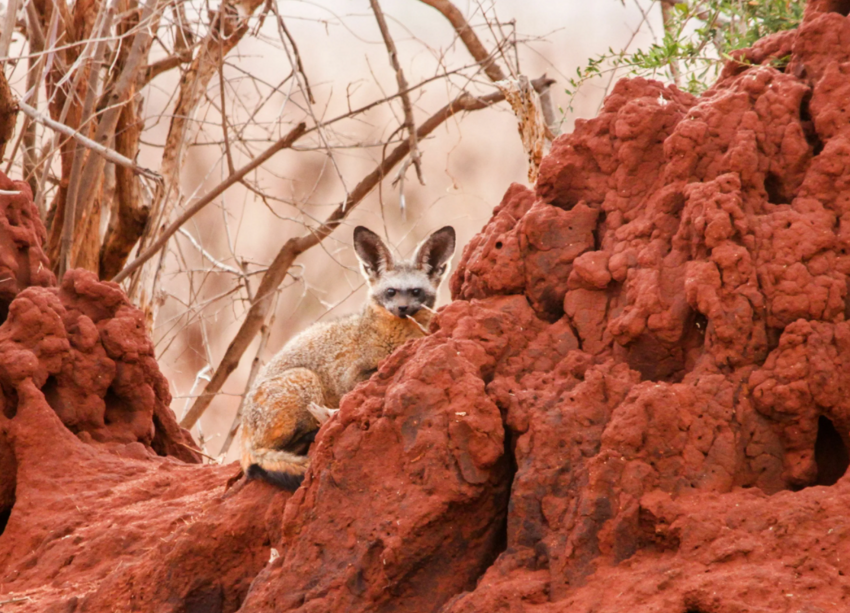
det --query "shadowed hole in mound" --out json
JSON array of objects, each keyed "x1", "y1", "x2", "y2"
[
  {"x1": 845, "y1": 278, "x2": 850, "y2": 322},
  {"x1": 39, "y1": 375, "x2": 76, "y2": 432},
  {"x1": 764, "y1": 172, "x2": 787, "y2": 205},
  {"x1": 150, "y1": 413, "x2": 173, "y2": 457},
  {"x1": 0, "y1": 502, "x2": 11, "y2": 537},
  {"x1": 815, "y1": 416, "x2": 849, "y2": 486},
  {"x1": 448, "y1": 411, "x2": 515, "y2": 596},
  {"x1": 592, "y1": 210, "x2": 607, "y2": 251},
  {"x1": 103, "y1": 388, "x2": 133, "y2": 427},
  {"x1": 799, "y1": 91, "x2": 824, "y2": 156},
  {"x1": 180, "y1": 580, "x2": 224, "y2": 613},
  {"x1": 625, "y1": 334, "x2": 686, "y2": 383},
  {"x1": 824, "y1": 0, "x2": 850, "y2": 15},
  {"x1": 626, "y1": 309, "x2": 707, "y2": 383},
  {"x1": 766, "y1": 326, "x2": 783, "y2": 354},
  {"x1": 492, "y1": 424, "x2": 517, "y2": 560},
  {"x1": 1, "y1": 440, "x2": 16, "y2": 537},
  {"x1": 1, "y1": 387, "x2": 17, "y2": 420},
  {"x1": 0, "y1": 300, "x2": 8, "y2": 327}
]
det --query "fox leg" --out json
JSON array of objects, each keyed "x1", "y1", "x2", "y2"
[{"x1": 241, "y1": 367, "x2": 325, "y2": 490}]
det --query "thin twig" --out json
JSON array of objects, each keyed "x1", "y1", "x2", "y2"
[
  {"x1": 112, "y1": 122, "x2": 307, "y2": 283},
  {"x1": 270, "y1": 2, "x2": 349, "y2": 209},
  {"x1": 217, "y1": 27, "x2": 235, "y2": 175},
  {"x1": 277, "y1": 16, "x2": 314, "y2": 104},
  {"x1": 405, "y1": 314, "x2": 429, "y2": 334},
  {"x1": 218, "y1": 316, "x2": 273, "y2": 458},
  {"x1": 16, "y1": 100, "x2": 162, "y2": 182},
  {"x1": 177, "y1": 227, "x2": 241, "y2": 275},
  {"x1": 595, "y1": 0, "x2": 656, "y2": 113},
  {"x1": 417, "y1": 0, "x2": 506, "y2": 82},
  {"x1": 660, "y1": 0, "x2": 681, "y2": 87},
  {"x1": 177, "y1": 440, "x2": 218, "y2": 462},
  {"x1": 369, "y1": 0, "x2": 424, "y2": 185}
]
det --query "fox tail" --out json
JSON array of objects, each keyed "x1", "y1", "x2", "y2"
[{"x1": 244, "y1": 448, "x2": 310, "y2": 491}]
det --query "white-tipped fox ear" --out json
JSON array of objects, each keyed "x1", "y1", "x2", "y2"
[
  {"x1": 414, "y1": 226, "x2": 456, "y2": 283},
  {"x1": 353, "y1": 226, "x2": 393, "y2": 283}
]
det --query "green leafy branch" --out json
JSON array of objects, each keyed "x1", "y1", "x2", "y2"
[{"x1": 565, "y1": 0, "x2": 804, "y2": 107}]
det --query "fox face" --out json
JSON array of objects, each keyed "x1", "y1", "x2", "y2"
[{"x1": 353, "y1": 226, "x2": 456, "y2": 318}]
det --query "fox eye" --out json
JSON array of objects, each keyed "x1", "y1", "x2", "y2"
[
  {"x1": 411, "y1": 288, "x2": 421, "y2": 297},
  {"x1": 386, "y1": 288, "x2": 396, "y2": 297}
]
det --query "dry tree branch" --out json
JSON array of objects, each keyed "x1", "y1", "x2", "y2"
[
  {"x1": 140, "y1": 0, "x2": 196, "y2": 84},
  {"x1": 112, "y1": 122, "x2": 308, "y2": 283},
  {"x1": 16, "y1": 100, "x2": 162, "y2": 181},
  {"x1": 144, "y1": 49, "x2": 193, "y2": 84},
  {"x1": 98, "y1": 100, "x2": 149, "y2": 279},
  {"x1": 0, "y1": 67, "x2": 16, "y2": 161},
  {"x1": 42, "y1": 0, "x2": 160, "y2": 271},
  {"x1": 58, "y1": 2, "x2": 116, "y2": 277},
  {"x1": 217, "y1": 304, "x2": 274, "y2": 458},
  {"x1": 538, "y1": 85, "x2": 559, "y2": 138},
  {"x1": 128, "y1": 0, "x2": 268, "y2": 316},
  {"x1": 0, "y1": 0, "x2": 21, "y2": 59},
  {"x1": 73, "y1": 0, "x2": 160, "y2": 227},
  {"x1": 277, "y1": 16, "x2": 314, "y2": 105},
  {"x1": 20, "y1": 0, "x2": 48, "y2": 196},
  {"x1": 178, "y1": 74, "x2": 554, "y2": 430},
  {"x1": 417, "y1": 0, "x2": 507, "y2": 82},
  {"x1": 369, "y1": 0, "x2": 424, "y2": 185},
  {"x1": 32, "y1": 4, "x2": 93, "y2": 217},
  {"x1": 217, "y1": 42, "x2": 235, "y2": 176}
]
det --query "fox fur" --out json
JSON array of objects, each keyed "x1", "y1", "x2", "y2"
[{"x1": 241, "y1": 225, "x2": 456, "y2": 490}]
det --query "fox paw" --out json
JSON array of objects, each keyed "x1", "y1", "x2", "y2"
[{"x1": 307, "y1": 402, "x2": 339, "y2": 424}]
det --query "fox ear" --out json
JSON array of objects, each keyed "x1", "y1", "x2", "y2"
[
  {"x1": 414, "y1": 226, "x2": 456, "y2": 283},
  {"x1": 353, "y1": 226, "x2": 394, "y2": 283}
]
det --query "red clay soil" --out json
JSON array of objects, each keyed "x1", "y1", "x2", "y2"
[{"x1": 4, "y1": 2, "x2": 850, "y2": 611}]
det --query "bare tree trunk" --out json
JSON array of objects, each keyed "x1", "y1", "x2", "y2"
[
  {"x1": 99, "y1": 102, "x2": 148, "y2": 278},
  {"x1": 0, "y1": 71, "x2": 16, "y2": 162}
]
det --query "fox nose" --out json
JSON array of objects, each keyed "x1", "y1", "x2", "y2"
[{"x1": 397, "y1": 305, "x2": 419, "y2": 317}]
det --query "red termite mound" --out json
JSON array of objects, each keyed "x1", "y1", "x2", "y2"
[
  {"x1": 242, "y1": 3, "x2": 850, "y2": 611},
  {"x1": 0, "y1": 175, "x2": 281, "y2": 611},
  {"x1": 3, "y1": 2, "x2": 850, "y2": 611}
]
